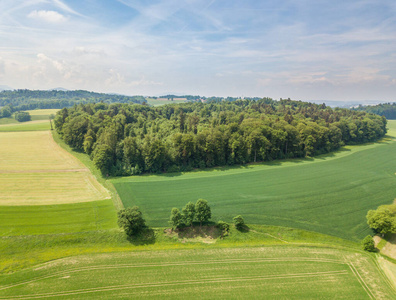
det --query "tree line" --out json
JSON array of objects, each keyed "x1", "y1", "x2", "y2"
[
  {"x1": 54, "y1": 98, "x2": 387, "y2": 176},
  {"x1": 354, "y1": 102, "x2": 396, "y2": 120},
  {"x1": 0, "y1": 89, "x2": 145, "y2": 117}
]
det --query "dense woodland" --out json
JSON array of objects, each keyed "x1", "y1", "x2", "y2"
[
  {"x1": 0, "y1": 90, "x2": 144, "y2": 117},
  {"x1": 354, "y1": 102, "x2": 396, "y2": 119},
  {"x1": 54, "y1": 99, "x2": 386, "y2": 176}
]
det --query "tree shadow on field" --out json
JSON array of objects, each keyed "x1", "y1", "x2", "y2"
[
  {"x1": 236, "y1": 225, "x2": 250, "y2": 233},
  {"x1": 126, "y1": 228, "x2": 156, "y2": 245}
]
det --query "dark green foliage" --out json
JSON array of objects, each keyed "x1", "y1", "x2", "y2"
[
  {"x1": 169, "y1": 208, "x2": 184, "y2": 229},
  {"x1": 362, "y1": 235, "x2": 376, "y2": 252},
  {"x1": 354, "y1": 102, "x2": 396, "y2": 119},
  {"x1": 117, "y1": 206, "x2": 147, "y2": 236},
  {"x1": 233, "y1": 215, "x2": 245, "y2": 230},
  {"x1": 195, "y1": 199, "x2": 211, "y2": 226},
  {"x1": 182, "y1": 202, "x2": 196, "y2": 227},
  {"x1": 217, "y1": 221, "x2": 230, "y2": 237},
  {"x1": 0, "y1": 106, "x2": 12, "y2": 118},
  {"x1": 56, "y1": 99, "x2": 387, "y2": 175},
  {"x1": 0, "y1": 89, "x2": 144, "y2": 112},
  {"x1": 366, "y1": 208, "x2": 396, "y2": 235},
  {"x1": 14, "y1": 111, "x2": 31, "y2": 122}
]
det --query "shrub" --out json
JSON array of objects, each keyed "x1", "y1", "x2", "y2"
[
  {"x1": 233, "y1": 215, "x2": 245, "y2": 230},
  {"x1": 217, "y1": 221, "x2": 230, "y2": 237},
  {"x1": 362, "y1": 235, "x2": 376, "y2": 252}
]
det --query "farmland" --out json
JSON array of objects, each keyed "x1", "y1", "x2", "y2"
[
  {"x1": 0, "y1": 116, "x2": 115, "y2": 237},
  {"x1": 0, "y1": 246, "x2": 394, "y2": 299},
  {"x1": 0, "y1": 109, "x2": 396, "y2": 298},
  {"x1": 112, "y1": 121, "x2": 396, "y2": 242}
]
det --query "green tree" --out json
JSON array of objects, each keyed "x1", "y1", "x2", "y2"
[
  {"x1": 195, "y1": 199, "x2": 211, "y2": 227},
  {"x1": 217, "y1": 221, "x2": 230, "y2": 238},
  {"x1": 233, "y1": 215, "x2": 245, "y2": 230},
  {"x1": 367, "y1": 208, "x2": 396, "y2": 236},
  {"x1": 362, "y1": 235, "x2": 376, "y2": 252},
  {"x1": 117, "y1": 206, "x2": 146, "y2": 237},
  {"x1": 14, "y1": 111, "x2": 31, "y2": 122},
  {"x1": 182, "y1": 202, "x2": 196, "y2": 227},
  {"x1": 169, "y1": 208, "x2": 184, "y2": 229}
]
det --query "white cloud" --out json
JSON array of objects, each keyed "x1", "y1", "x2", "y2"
[{"x1": 28, "y1": 10, "x2": 67, "y2": 23}]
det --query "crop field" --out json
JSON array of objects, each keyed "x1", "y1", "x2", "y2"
[
  {"x1": 145, "y1": 97, "x2": 188, "y2": 106},
  {"x1": 0, "y1": 109, "x2": 58, "y2": 131},
  {"x1": 0, "y1": 246, "x2": 393, "y2": 299},
  {"x1": 112, "y1": 121, "x2": 396, "y2": 241},
  {"x1": 0, "y1": 123, "x2": 115, "y2": 236}
]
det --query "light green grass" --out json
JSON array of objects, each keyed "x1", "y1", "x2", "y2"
[
  {"x1": 0, "y1": 200, "x2": 117, "y2": 237},
  {"x1": 0, "y1": 246, "x2": 393, "y2": 299},
  {"x1": 0, "y1": 120, "x2": 50, "y2": 131},
  {"x1": 0, "y1": 109, "x2": 58, "y2": 130},
  {"x1": 0, "y1": 224, "x2": 358, "y2": 274},
  {"x1": 112, "y1": 121, "x2": 396, "y2": 242},
  {"x1": 145, "y1": 98, "x2": 188, "y2": 106}
]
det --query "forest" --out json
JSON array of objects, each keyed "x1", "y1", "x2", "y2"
[
  {"x1": 354, "y1": 102, "x2": 396, "y2": 119},
  {"x1": 0, "y1": 89, "x2": 144, "y2": 116},
  {"x1": 54, "y1": 98, "x2": 387, "y2": 176}
]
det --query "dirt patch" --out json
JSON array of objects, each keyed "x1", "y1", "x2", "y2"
[
  {"x1": 380, "y1": 233, "x2": 396, "y2": 260},
  {"x1": 373, "y1": 235, "x2": 382, "y2": 247},
  {"x1": 165, "y1": 226, "x2": 220, "y2": 243}
]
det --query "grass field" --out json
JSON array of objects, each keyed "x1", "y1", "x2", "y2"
[
  {"x1": 0, "y1": 246, "x2": 394, "y2": 299},
  {"x1": 112, "y1": 121, "x2": 396, "y2": 241},
  {"x1": 145, "y1": 98, "x2": 188, "y2": 106},
  {"x1": 0, "y1": 121, "x2": 116, "y2": 236},
  {"x1": 0, "y1": 131, "x2": 110, "y2": 205},
  {"x1": 0, "y1": 109, "x2": 58, "y2": 131}
]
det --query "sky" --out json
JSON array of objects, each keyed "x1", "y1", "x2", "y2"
[{"x1": 0, "y1": 0, "x2": 396, "y2": 101}]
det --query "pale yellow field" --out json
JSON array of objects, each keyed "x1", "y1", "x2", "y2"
[
  {"x1": 0, "y1": 131, "x2": 110, "y2": 205},
  {"x1": 28, "y1": 109, "x2": 59, "y2": 116},
  {"x1": 0, "y1": 131, "x2": 84, "y2": 171}
]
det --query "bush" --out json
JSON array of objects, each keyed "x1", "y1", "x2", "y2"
[
  {"x1": 362, "y1": 235, "x2": 376, "y2": 252},
  {"x1": 233, "y1": 215, "x2": 245, "y2": 230},
  {"x1": 217, "y1": 221, "x2": 230, "y2": 237},
  {"x1": 14, "y1": 111, "x2": 31, "y2": 122}
]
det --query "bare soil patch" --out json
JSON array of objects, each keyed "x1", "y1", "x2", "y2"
[{"x1": 165, "y1": 226, "x2": 221, "y2": 243}]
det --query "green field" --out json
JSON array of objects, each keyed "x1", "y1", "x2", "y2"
[
  {"x1": 0, "y1": 246, "x2": 394, "y2": 299},
  {"x1": 0, "y1": 109, "x2": 58, "y2": 131},
  {"x1": 145, "y1": 98, "x2": 188, "y2": 106},
  {"x1": 0, "y1": 115, "x2": 115, "y2": 237},
  {"x1": 112, "y1": 121, "x2": 396, "y2": 241}
]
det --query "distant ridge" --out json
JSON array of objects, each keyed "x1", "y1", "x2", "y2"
[{"x1": 0, "y1": 85, "x2": 12, "y2": 91}]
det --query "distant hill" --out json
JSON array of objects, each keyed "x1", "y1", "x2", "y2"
[
  {"x1": 0, "y1": 85, "x2": 12, "y2": 91},
  {"x1": 0, "y1": 89, "x2": 145, "y2": 111},
  {"x1": 353, "y1": 102, "x2": 396, "y2": 119}
]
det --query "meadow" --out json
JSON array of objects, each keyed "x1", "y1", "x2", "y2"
[
  {"x1": 0, "y1": 117, "x2": 115, "y2": 237},
  {"x1": 0, "y1": 246, "x2": 394, "y2": 299},
  {"x1": 112, "y1": 121, "x2": 396, "y2": 242},
  {"x1": 145, "y1": 97, "x2": 187, "y2": 106}
]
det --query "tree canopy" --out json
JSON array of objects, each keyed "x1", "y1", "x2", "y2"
[
  {"x1": 366, "y1": 207, "x2": 396, "y2": 236},
  {"x1": 117, "y1": 206, "x2": 147, "y2": 237},
  {"x1": 54, "y1": 99, "x2": 387, "y2": 176}
]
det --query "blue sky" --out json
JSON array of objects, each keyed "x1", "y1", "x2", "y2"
[{"x1": 0, "y1": 0, "x2": 395, "y2": 101}]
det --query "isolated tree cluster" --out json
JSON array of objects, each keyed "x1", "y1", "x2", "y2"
[
  {"x1": 117, "y1": 206, "x2": 147, "y2": 237},
  {"x1": 170, "y1": 199, "x2": 211, "y2": 229},
  {"x1": 54, "y1": 99, "x2": 387, "y2": 176},
  {"x1": 366, "y1": 206, "x2": 396, "y2": 236}
]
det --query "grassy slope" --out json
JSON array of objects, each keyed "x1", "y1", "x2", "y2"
[
  {"x1": 0, "y1": 245, "x2": 394, "y2": 299},
  {"x1": 112, "y1": 121, "x2": 396, "y2": 242}
]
